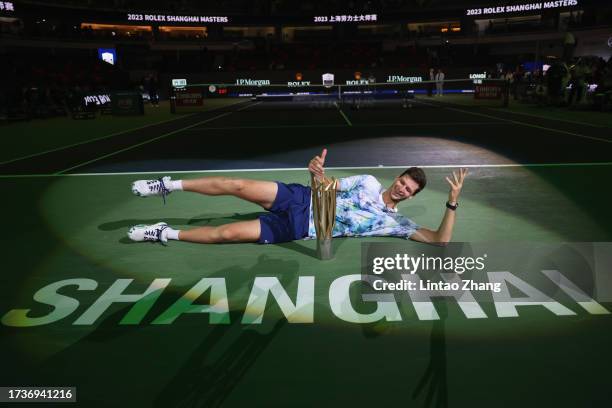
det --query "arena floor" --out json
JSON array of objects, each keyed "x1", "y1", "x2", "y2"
[{"x1": 1, "y1": 98, "x2": 611, "y2": 407}]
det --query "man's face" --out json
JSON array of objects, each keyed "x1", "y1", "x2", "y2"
[{"x1": 388, "y1": 175, "x2": 420, "y2": 202}]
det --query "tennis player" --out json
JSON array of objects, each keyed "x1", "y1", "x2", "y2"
[{"x1": 127, "y1": 149, "x2": 467, "y2": 245}]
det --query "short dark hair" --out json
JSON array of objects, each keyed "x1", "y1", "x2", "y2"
[{"x1": 399, "y1": 167, "x2": 427, "y2": 195}]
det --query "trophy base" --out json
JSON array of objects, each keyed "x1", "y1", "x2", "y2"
[{"x1": 316, "y1": 238, "x2": 334, "y2": 260}]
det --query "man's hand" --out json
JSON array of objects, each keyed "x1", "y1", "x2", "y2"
[
  {"x1": 445, "y1": 168, "x2": 468, "y2": 203},
  {"x1": 411, "y1": 168, "x2": 468, "y2": 245},
  {"x1": 308, "y1": 148, "x2": 327, "y2": 181}
]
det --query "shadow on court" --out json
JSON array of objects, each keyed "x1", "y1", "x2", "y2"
[
  {"x1": 154, "y1": 315, "x2": 287, "y2": 408},
  {"x1": 360, "y1": 244, "x2": 451, "y2": 408},
  {"x1": 98, "y1": 212, "x2": 268, "y2": 232},
  {"x1": 412, "y1": 299, "x2": 448, "y2": 408},
  {"x1": 29, "y1": 255, "x2": 300, "y2": 407},
  {"x1": 153, "y1": 254, "x2": 298, "y2": 408},
  {"x1": 99, "y1": 212, "x2": 350, "y2": 259}
]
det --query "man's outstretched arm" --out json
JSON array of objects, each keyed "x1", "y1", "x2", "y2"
[{"x1": 410, "y1": 168, "x2": 468, "y2": 245}]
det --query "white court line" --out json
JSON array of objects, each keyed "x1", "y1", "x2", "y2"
[
  {"x1": 54, "y1": 113, "x2": 232, "y2": 174},
  {"x1": 412, "y1": 98, "x2": 611, "y2": 144},
  {"x1": 446, "y1": 107, "x2": 612, "y2": 144},
  {"x1": 238, "y1": 101, "x2": 263, "y2": 110},
  {"x1": 184, "y1": 121, "x2": 501, "y2": 131},
  {"x1": 1, "y1": 162, "x2": 610, "y2": 178},
  {"x1": 0, "y1": 112, "x2": 198, "y2": 166},
  {"x1": 338, "y1": 108, "x2": 353, "y2": 127},
  {"x1": 53, "y1": 101, "x2": 262, "y2": 175},
  {"x1": 487, "y1": 107, "x2": 608, "y2": 128},
  {"x1": 0, "y1": 99, "x2": 254, "y2": 166}
]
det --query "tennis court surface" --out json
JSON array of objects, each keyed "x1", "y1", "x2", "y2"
[{"x1": 1, "y1": 98, "x2": 612, "y2": 407}]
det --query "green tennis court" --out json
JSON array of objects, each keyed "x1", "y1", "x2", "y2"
[{"x1": 1, "y1": 97, "x2": 612, "y2": 407}]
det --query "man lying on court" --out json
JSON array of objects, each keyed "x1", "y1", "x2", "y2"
[{"x1": 127, "y1": 149, "x2": 467, "y2": 245}]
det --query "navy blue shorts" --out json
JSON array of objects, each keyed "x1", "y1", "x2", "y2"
[{"x1": 258, "y1": 182, "x2": 311, "y2": 244}]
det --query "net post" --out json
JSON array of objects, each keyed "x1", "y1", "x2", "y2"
[{"x1": 169, "y1": 83, "x2": 176, "y2": 114}]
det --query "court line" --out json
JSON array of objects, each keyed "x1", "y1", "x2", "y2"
[
  {"x1": 487, "y1": 107, "x2": 608, "y2": 128},
  {"x1": 54, "y1": 101, "x2": 262, "y2": 175},
  {"x1": 184, "y1": 122, "x2": 502, "y2": 131},
  {"x1": 337, "y1": 108, "x2": 353, "y2": 127},
  {"x1": 446, "y1": 107, "x2": 612, "y2": 144},
  {"x1": 0, "y1": 113, "x2": 200, "y2": 166},
  {"x1": 186, "y1": 124, "x2": 347, "y2": 131},
  {"x1": 2, "y1": 161, "x2": 610, "y2": 178},
  {"x1": 413, "y1": 98, "x2": 612, "y2": 144},
  {"x1": 52, "y1": 112, "x2": 227, "y2": 174},
  {"x1": 0, "y1": 99, "x2": 252, "y2": 166}
]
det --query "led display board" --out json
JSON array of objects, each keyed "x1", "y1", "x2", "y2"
[
  {"x1": 466, "y1": 0, "x2": 579, "y2": 16},
  {"x1": 314, "y1": 13, "x2": 378, "y2": 23},
  {"x1": 0, "y1": 1, "x2": 14, "y2": 12},
  {"x1": 97, "y1": 48, "x2": 116, "y2": 65},
  {"x1": 126, "y1": 13, "x2": 229, "y2": 23}
]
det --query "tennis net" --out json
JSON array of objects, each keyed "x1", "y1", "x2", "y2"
[{"x1": 170, "y1": 78, "x2": 509, "y2": 113}]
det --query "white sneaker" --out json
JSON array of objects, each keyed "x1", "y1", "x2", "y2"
[
  {"x1": 132, "y1": 176, "x2": 172, "y2": 203},
  {"x1": 128, "y1": 222, "x2": 169, "y2": 245}
]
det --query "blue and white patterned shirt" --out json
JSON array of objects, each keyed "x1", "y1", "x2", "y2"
[{"x1": 307, "y1": 175, "x2": 420, "y2": 239}]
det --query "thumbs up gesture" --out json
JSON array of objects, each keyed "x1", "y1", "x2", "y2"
[{"x1": 308, "y1": 148, "x2": 327, "y2": 181}]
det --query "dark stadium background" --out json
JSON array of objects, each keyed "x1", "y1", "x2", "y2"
[{"x1": 1, "y1": 1, "x2": 612, "y2": 407}]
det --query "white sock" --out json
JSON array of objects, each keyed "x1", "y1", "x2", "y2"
[
  {"x1": 165, "y1": 228, "x2": 181, "y2": 241},
  {"x1": 168, "y1": 180, "x2": 183, "y2": 191}
]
